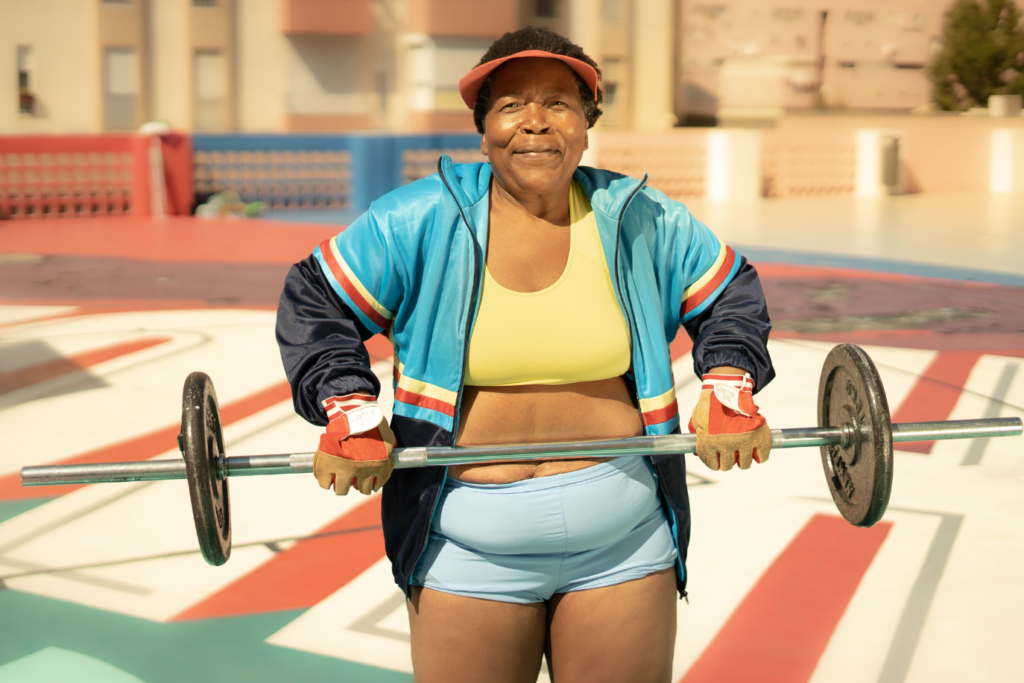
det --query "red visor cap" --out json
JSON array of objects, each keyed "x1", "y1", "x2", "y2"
[{"x1": 458, "y1": 50, "x2": 599, "y2": 110}]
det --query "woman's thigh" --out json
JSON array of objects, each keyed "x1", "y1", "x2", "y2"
[
  {"x1": 407, "y1": 586, "x2": 548, "y2": 683},
  {"x1": 546, "y1": 568, "x2": 677, "y2": 683}
]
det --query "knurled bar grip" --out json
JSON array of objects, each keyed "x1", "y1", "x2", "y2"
[{"x1": 19, "y1": 417, "x2": 1023, "y2": 487}]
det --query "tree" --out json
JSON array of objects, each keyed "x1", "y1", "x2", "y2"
[{"x1": 930, "y1": 0, "x2": 1024, "y2": 110}]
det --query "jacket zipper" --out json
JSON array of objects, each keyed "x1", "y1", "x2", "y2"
[
  {"x1": 437, "y1": 157, "x2": 482, "y2": 445},
  {"x1": 611, "y1": 175, "x2": 687, "y2": 597},
  {"x1": 612, "y1": 173, "x2": 648, "y2": 409},
  {"x1": 407, "y1": 157, "x2": 479, "y2": 594},
  {"x1": 413, "y1": 166, "x2": 689, "y2": 597}
]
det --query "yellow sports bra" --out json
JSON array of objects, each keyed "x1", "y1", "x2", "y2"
[{"x1": 464, "y1": 181, "x2": 631, "y2": 387}]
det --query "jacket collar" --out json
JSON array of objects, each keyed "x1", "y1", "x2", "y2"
[{"x1": 437, "y1": 156, "x2": 647, "y2": 221}]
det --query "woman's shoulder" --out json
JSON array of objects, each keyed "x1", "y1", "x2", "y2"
[
  {"x1": 576, "y1": 166, "x2": 694, "y2": 220},
  {"x1": 367, "y1": 160, "x2": 490, "y2": 217}
]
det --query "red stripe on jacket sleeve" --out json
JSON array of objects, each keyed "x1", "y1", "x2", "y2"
[
  {"x1": 681, "y1": 246, "x2": 737, "y2": 318},
  {"x1": 319, "y1": 239, "x2": 390, "y2": 330},
  {"x1": 394, "y1": 387, "x2": 456, "y2": 417},
  {"x1": 643, "y1": 400, "x2": 679, "y2": 427}
]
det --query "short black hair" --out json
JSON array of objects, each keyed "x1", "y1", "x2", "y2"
[{"x1": 472, "y1": 26, "x2": 603, "y2": 134}]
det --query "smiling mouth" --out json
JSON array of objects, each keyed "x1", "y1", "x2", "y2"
[{"x1": 513, "y1": 148, "x2": 560, "y2": 157}]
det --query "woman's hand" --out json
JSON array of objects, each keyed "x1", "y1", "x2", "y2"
[
  {"x1": 687, "y1": 367, "x2": 772, "y2": 471},
  {"x1": 313, "y1": 396, "x2": 396, "y2": 495}
]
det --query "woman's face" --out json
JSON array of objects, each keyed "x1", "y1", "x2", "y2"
[{"x1": 480, "y1": 58, "x2": 589, "y2": 200}]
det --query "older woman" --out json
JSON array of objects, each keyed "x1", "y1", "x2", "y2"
[{"x1": 277, "y1": 27, "x2": 773, "y2": 683}]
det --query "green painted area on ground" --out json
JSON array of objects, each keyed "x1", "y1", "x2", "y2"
[
  {"x1": 0, "y1": 498, "x2": 54, "y2": 525},
  {"x1": 0, "y1": 591, "x2": 411, "y2": 683},
  {"x1": 0, "y1": 646, "x2": 147, "y2": 682}
]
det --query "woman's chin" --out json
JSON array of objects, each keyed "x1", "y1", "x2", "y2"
[{"x1": 502, "y1": 162, "x2": 577, "y2": 194}]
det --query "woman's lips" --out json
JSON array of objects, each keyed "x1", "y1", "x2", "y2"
[{"x1": 513, "y1": 147, "x2": 560, "y2": 158}]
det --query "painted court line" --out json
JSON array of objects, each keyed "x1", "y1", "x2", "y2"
[
  {"x1": 876, "y1": 512, "x2": 963, "y2": 683},
  {"x1": 960, "y1": 362, "x2": 1019, "y2": 466},
  {"x1": 891, "y1": 351, "x2": 982, "y2": 454},
  {"x1": 679, "y1": 514, "x2": 892, "y2": 683},
  {"x1": 0, "y1": 336, "x2": 171, "y2": 397},
  {"x1": 0, "y1": 381, "x2": 293, "y2": 501},
  {"x1": 172, "y1": 495, "x2": 386, "y2": 620},
  {"x1": 0, "y1": 525, "x2": 381, "y2": 581}
]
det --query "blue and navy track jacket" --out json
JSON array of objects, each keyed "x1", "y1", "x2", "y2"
[{"x1": 276, "y1": 158, "x2": 774, "y2": 598}]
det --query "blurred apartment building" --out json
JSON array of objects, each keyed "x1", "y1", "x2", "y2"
[{"x1": 1, "y1": 0, "x2": 951, "y2": 134}]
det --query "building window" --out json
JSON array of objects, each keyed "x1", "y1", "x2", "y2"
[
  {"x1": 536, "y1": 0, "x2": 556, "y2": 18},
  {"x1": 602, "y1": 0, "x2": 620, "y2": 21},
  {"x1": 601, "y1": 57, "x2": 622, "y2": 126},
  {"x1": 194, "y1": 50, "x2": 226, "y2": 131},
  {"x1": 104, "y1": 47, "x2": 138, "y2": 130},
  {"x1": 17, "y1": 45, "x2": 35, "y2": 115}
]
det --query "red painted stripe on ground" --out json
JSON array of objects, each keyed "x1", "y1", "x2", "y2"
[
  {"x1": 891, "y1": 351, "x2": 982, "y2": 453},
  {"x1": 172, "y1": 495, "x2": 386, "y2": 620},
  {"x1": 0, "y1": 301, "x2": 278, "y2": 326},
  {"x1": 364, "y1": 334, "x2": 393, "y2": 364},
  {"x1": 0, "y1": 336, "x2": 171, "y2": 396},
  {"x1": 0, "y1": 381, "x2": 293, "y2": 501},
  {"x1": 670, "y1": 334, "x2": 694, "y2": 362},
  {"x1": 679, "y1": 514, "x2": 891, "y2": 683}
]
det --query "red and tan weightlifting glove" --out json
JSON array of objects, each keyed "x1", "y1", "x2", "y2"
[
  {"x1": 688, "y1": 372, "x2": 772, "y2": 471},
  {"x1": 314, "y1": 394, "x2": 397, "y2": 495}
]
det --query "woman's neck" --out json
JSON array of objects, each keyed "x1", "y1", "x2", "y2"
[{"x1": 490, "y1": 175, "x2": 572, "y2": 227}]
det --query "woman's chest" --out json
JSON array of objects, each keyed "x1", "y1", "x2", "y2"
[{"x1": 485, "y1": 208, "x2": 572, "y2": 293}]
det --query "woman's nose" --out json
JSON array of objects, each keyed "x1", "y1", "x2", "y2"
[{"x1": 520, "y1": 103, "x2": 551, "y2": 134}]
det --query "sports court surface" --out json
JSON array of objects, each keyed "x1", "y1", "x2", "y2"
[{"x1": 0, "y1": 191, "x2": 1022, "y2": 682}]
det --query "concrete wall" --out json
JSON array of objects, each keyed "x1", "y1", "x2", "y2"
[
  {"x1": 148, "y1": 0, "x2": 190, "y2": 129},
  {"x1": 588, "y1": 115, "x2": 1024, "y2": 198},
  {"x1": 0, "y1": 0, "x2": 98, "y2": 133},
  {"x1": 235, "y1": 0, "x2": 289, "y2": 132},
  {"x1": 774, "y1": 114, "x2": 1024, "y2": 194},
  {"x1": 679, "y1": 0, "x2": 947, "y2": 122}
]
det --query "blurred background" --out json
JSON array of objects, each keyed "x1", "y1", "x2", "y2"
[
  {"x1": 4, "y1": 0, "x2": 1024, "y2": 216},
  {"x1": 1, "y1": 2, "x2": 1023, "y2": 683}
]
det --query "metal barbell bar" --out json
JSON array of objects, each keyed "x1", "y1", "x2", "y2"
[
  {"x1": 19, "y1": 417, "x2": 1024, "y2": 488},
  {"x1": 17, "y1": 343, "x2": 1024, "y2": 566}
]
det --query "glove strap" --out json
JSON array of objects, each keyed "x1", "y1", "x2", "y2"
[
  {"x1": 700, "y1": 373, "x2": 755, "y2": 417},
  {"x1": 322, "y1": 393, "x2": 384, "y2": 439}
]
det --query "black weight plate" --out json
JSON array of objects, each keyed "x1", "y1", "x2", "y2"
[
  {"x1": 817, "y1": 344, "x2": 893, "y2": 527},
  {"x1": 180, "y1": 372, "x2": 231, "y2": 565}
]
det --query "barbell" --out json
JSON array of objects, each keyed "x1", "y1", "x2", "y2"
[{"x1": 20, "y1": 344, "x2": 1023, "y2": 567}]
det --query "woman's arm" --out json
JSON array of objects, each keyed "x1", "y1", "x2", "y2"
[
  {"x1": 681, "y1": 256, "x2": 774, "y2": 392},
  {"x1": 276, "y1": 255, "x2": 382, "y2": 426}
]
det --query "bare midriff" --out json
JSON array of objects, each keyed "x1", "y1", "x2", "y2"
[{"x1": 451, "y1": 377, "x2": 644, "y2": 484}]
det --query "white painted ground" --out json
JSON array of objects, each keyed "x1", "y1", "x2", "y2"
[{"x1": 1, "y1": 307, "x2": 1022, "y2": 681}]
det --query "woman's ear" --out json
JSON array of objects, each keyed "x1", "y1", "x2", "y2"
[
  {"x1": 583, "y1": 131, "x2": 589, "y2": 151},
  {"x1": 480, "y1": 135, "x2": 489, "y2": 156}
]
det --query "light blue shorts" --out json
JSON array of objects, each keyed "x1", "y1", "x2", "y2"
[{"x1": 410, "y1": 456, "x2": 678, "y2": 604}]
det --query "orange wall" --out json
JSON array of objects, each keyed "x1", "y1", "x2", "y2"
[
  {"x1": 284, "y1": 113, "x2": 373, "y2": 131},
  {"x1": 408, "y1": 0, "x2": 517, "y2": 37},
  {"x1": 281, "y1": 0, "x2": 373, "y2": 35},
  {"x1": 408, "y1": 110, "x2": 477, "y2": 132}
]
